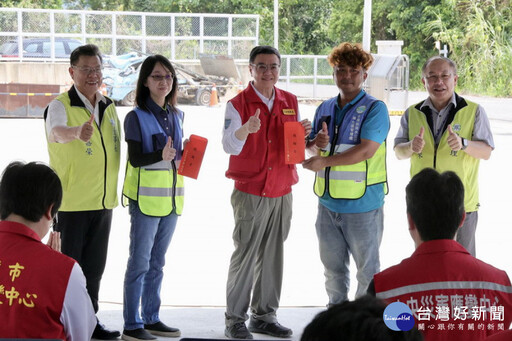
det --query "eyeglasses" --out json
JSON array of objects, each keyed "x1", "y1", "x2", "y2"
[
  {"x1": 425, "y1": 73, "x2": 453, "y2": 83},
  {"x1": 50, "y1": 214, "x2": 58, "y2": 230},
  {"x1": 72, "y1": 65, "x2": 103, "y2": 75},
  {"x1": 250, "y1": 63, "x2": 281, "y2": 73},
  {"x1": 334, "y1": 66, "x2": 363, "y2": 76},
  {"x1": 149, "y1": 74, "x2": 174, "y2": 82}
]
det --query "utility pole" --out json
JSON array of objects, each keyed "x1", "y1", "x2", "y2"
[
  {"x1": 274, "y1": 0, "x2": 279, "y2": 49},
  {"x1": 363, "y1": 0, "x2": 372, "y2": 51}
]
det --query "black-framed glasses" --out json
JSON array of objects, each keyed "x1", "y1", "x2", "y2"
[
  {"x1": 51, "y1": 214, "x2": 58, "y2": 230},
  {"x1": 149, "y1": 74, "x2": 174, "y2": 82}
]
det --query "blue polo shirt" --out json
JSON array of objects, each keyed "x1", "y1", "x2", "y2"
[
  {"x1": 311, "y1": 91, "x2": 389, "y2": 214},
  {"x1": 124, "y1": 97, "x2": 183, "y2": 159}
]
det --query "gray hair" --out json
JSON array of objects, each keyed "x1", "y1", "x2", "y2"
[{"x1": 421, "y1": 56, "x2": 457, "y2": 77}]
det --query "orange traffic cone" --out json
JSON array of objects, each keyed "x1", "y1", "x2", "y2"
[
  {"x1": 100, "y1": 82, "x2": 107, "y2": 96},
  {"x1": 209, "y1": 83, "x2": 219, "y2": 107}
]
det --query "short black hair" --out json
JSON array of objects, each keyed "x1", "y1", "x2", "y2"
[
  {"x1": 301, "y1": 295, "x2": 423, "y2": 341},
  {"x1": 406, "y1": 168, "x2": 465, "y2": 241},
  {"x1": 135, "y1": 54, "x2": 178, "y2": 112},
  {"x1": 249, "y1": 45, "x2": 281, "y2": 64},
  {"x1": 70, "y1": 43, "x2": 102, "y2": 66},
  {"x1": 0, "y1": 161, "x2": 62, "y2": 222}
]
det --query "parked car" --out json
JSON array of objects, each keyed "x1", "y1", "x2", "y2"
[
  {"x1": 102, "y1": 53, "x2": 234, "y2": 106},
  {"x1": 0, "y1": 38, "x2": 82, "y2": 59}
]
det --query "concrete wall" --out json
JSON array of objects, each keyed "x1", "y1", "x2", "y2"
[
  {"x1": 0, "y1": 62, "x2": 72, "y2": 87},
  {"x1": 0, "y1": 61, "x2": 251, "y2": 86}
]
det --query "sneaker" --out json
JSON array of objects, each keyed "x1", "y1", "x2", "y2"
[
  {"x1": 144, "y1": 321, "x2": 181, "y2": 337},
  {"x1": 92, "y1": 322, "x2": 121, "y2": 340},
  {"x1": 248, "y1": 319, "x2": 292, "y2": 338},
  {"x1": 225, "y1": 322, "x2": 253, "y2": 339},
  {"x1": 122, "y1": 328, "x2": 156, "y2": 341}
]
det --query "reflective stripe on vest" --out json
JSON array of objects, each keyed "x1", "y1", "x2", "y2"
[
  {"x1": 313, "y1": 94, "x2": 388, "y2": 199},
  {"x1": 409, "y1": 100, "x2": 480, "y2": 211},
  {"x1": 376, "y1": 280, "x2": 512, "y2": 300},
  {"x1": 122, "y1": 108, "x2": 184, "y2": 216}
]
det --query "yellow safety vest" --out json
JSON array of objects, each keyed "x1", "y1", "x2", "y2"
[
  {"x1": 122, "y1": 108, "x2": 184, "y2": 216},
  {"x1": 45, "y1": 88, "x2": 121, "y2": 211},
  {"x1": 409, "y1": 99, "x2": 480, "y2": 211},
  {"x1": 313, "y1": 95, "x2": 388, "y2": 199}
]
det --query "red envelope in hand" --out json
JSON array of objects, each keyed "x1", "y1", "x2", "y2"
[
  {"x1": 178, "y1": 134, "x2": 208, "y2": 179},
  {"x1": 284, "y1": 121, "x2": 305, "y2": 164}
]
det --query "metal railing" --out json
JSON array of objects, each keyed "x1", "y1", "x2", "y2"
[{"x1": 0, "y1": 8, "x2": 259, "y2": 62}]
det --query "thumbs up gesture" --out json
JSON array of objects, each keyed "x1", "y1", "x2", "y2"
[
  {"x1": 410, "y1": 126, "x2": 425, "y2": 154},
  {"x1": 315, "y1": 121, "x2": 330, "y2": 149},
  {"x1": 447, "y1": 125, "x2": 462, "y2": 151},
  {"x1": 244, "y1": 108, "x2": 261, "y2": 134},
  {"x1": 78, "y1": 114, "x2": 95, "y2": 142},
  {"x1": 162, "y1": 136, "x2": 176, "y2": 161}
]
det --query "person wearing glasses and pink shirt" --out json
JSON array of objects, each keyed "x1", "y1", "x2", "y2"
[
  {"x1": 222, "y1": 45, "x2": 312, "y2": 339},
  {"x1": 44, "y1": 44, "x2": 121, "y2": 340},
  {"x1": 394, "y1": 56, "x2": 494, "y2": 257},
  {"x1": 121, "y1": 55, "x2": 184, "y2": 341}
]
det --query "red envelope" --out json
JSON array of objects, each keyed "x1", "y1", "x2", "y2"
[
  {"x1": 284, "y1": 121, "x2": 305, "y2": 164},
  {"x1": 178, "y1": 134, "x2": 208, "y2": 179}
]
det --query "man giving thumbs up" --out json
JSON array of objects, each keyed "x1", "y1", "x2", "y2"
[
  {"x1": 394, "y1": 56, "x2": 494, "y2": 256},
  {"x1": 222, "y1": 45, "x2": 310, "y2": 339},
  {"x1": 44, "y1": 44, "x2": 121, "y2": 339}
]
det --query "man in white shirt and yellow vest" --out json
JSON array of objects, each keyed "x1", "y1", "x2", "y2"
[
  {"x1": 44, "y1": 44, "x2": 121, "y2": 339},
  {"x1": 394, "y1": 56, "x2": 494, "y2": 256}
]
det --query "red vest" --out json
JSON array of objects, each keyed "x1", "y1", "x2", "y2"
[
  {"x1": 226, "y1": 84, "x2": 299, "y2": 197},
  {"x1": 0, "y1": 221, "x2": 75, "y2": 339},
  {"x1": 374, "y1": 240, "x2": 512, "y2": 340}
]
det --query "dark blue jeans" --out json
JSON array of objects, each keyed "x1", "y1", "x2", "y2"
[{"x1": 123, "y1": 200, "x2": 178, "y2": 330}]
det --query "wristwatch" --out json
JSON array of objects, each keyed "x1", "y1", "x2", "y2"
[{"x1": 461, "y1": 137, "x2": 468, "y2": 150}]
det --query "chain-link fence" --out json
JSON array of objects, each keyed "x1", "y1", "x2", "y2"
[
  {"x1": 0, "y1": 8, "x2": 408, "y2": 109},
  {"x1": 0, "y1": 8, "x2": 259, "y2": 61}
]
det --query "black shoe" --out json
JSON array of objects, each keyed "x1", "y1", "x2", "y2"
[
  {"x1": 248, "y1": 319, "x2": 292, "y2": 338},
  {"x1": 122, "y1": 328, "x2": 156, "y2": 341},
  {"x1": 225, "y1": 322, "x2": 253, "y2": 339},
  {"x1": 92, "y1": 322, "x2": 121, "y2": 340},
  {"x1": 144, "y1": 321, "x2": 181, "y2": 337}
]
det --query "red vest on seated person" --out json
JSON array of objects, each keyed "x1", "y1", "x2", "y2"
[
  {"x1": 374, "y1": 240, "x2": 512, "y2": 340},
  {"x1": 0, "y1": 221, "x2": 75, "y2": 340}
]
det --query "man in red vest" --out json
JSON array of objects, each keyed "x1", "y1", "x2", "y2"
[
  {"x1": 0, "y1": 161, "x2": 96, "y2": 340},
  {"x1": 222, "y1": 45, "x2": 311, "y2": 339},
  {"x1": 369, "y1": 168, "x2": 512, "y2": 340}
]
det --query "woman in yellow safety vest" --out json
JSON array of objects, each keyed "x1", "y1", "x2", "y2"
[{"x1": 121, "y1": 55, "x2": 184, "y2": 340}]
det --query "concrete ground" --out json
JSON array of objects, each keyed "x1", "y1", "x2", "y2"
[{"x1": 1, "y1": 90, "x2": 511, "y2": 340}]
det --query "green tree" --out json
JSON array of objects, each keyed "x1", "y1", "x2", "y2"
[
  {"x1": 427, "y1": 0, "x2": 512, "y2": 96},
  {"x1": 1, "y1": 0, "x2": 61, "y2": 7},
  {"x1": 278, "y1": 0, "x2": 334, "y2": 54},
  {"x1": 327, "y1": 0, "x2": 364, "y2": 46}
]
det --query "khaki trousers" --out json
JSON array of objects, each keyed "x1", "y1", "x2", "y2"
[{"x1": 225, "y1": 189, "x2": 292, "y2": 326}]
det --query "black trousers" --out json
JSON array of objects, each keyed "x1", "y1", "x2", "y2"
[{"x1": 55, "y1": 209, "x2": 113, "y2": 313}]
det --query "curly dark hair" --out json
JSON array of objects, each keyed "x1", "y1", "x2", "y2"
[{"x1": 327, "y1": 42, "x2": 374, "y2": 70}]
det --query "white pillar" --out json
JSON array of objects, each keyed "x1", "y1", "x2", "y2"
[
  {"x1": 362, "y1": 0, "x2": 372, "y2": 51},
  {"x1": 274, "y1": 0, "x2": 279, "y2": 49}
]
